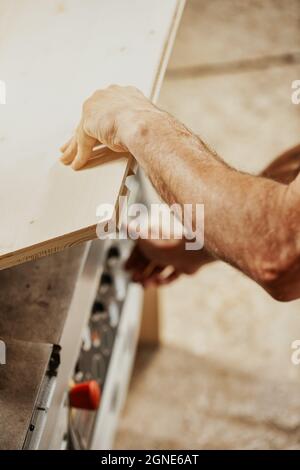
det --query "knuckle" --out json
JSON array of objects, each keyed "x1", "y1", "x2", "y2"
[
  {"x1": 94, "y1": 88, "x2": 103, "y2": 96},
  {"x1": 107, "y1": 84, "x2": 118, "y2": 90},
  {"x1": 126, "y1": 85, "x2": 137, "y2": 92},
  {"x1": 127, "y1": 85, "x2": 142, "y2": 95},
  {"x1": 76, "y1": 126, "x2": 85, "y2": 140},
  {"x1": 89, "y1": 89, "x2": 102, "y2": 102},
  {"x1": 82, "y1": 98, "x2": 91, "y2": 112}
]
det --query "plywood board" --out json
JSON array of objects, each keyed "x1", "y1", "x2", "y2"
[{"x1": 0, "y1": 0, "x2": 184, "y2": 270}]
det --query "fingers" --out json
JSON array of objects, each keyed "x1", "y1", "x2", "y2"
[
  {"x1": 126, "y1": 248, "x2": 161, "y2": 284},
  {"x1": 127, "y1": 256, "x2": 180, "y2": 287},
  {"x1": 60, "y1": 137, "x2": 73, "y2": 153},
  {"x1": 60, "y1": 137, "x2": 78, "y2": 165},
  {"x1": 139, "y1": 264, "x2": 164, "y2": 286},
  {"x1": 158, "y1": 269, "x2": 180, "y2": 285},
  {"x1": 125, "y1": 245, "x2": 148, "y2": 271},
  {"x1": 126, "y1": 242, "x2": 181, "y2": 287},
  {"x1": 143, "y1": 266, "x2": 179, "y2": 287},
  {"x1": 71, "y1": 124, "x2": 98, "y2": 170},
  {"x1": 60, "y1": 120, "x2": 98, "y2": 170}
]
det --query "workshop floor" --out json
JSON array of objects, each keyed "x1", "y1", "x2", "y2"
[{"x1": 115, "y1": 0, "x2": 300, "y2": 450}]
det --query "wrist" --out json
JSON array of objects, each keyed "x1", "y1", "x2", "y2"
[{"x1": 122, "y1": 109, "x2": 167, "y2": 155}]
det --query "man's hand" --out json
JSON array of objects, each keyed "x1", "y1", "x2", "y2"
[
  {"x1": 126, "y1": 237, "x2": 214, "y2": 288},
  {"x1": 60, "y1": 85, "x2": 159, "y2": 170}
]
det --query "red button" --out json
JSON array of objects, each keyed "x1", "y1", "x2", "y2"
[{"x1": 69, "y1": 380, "x2": 101, "y2": 410}]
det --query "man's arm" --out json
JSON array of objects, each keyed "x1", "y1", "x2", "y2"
[
  {"x1": 125, "y1": 145, "x2": 300, "y2": 288},
  {"x1": 262, "y1": 144, "x2": 300, "y2": 184},
  {"x1": 128, "y1": 113, "x2": 300, "y2": 300},
  {"x1": 60, "y1": 86, "x2": 300, "y2": 301}
]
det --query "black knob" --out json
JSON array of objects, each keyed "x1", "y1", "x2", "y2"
[
  {"x1": 92, "y1": 301, "x2": 105, "y2": 314},
  {"x1": 101, "y1": 272, "x2": 113, "y2": 285},
  {"x1": 107, "y1": 245, "x2": 120, "y2": 259}
]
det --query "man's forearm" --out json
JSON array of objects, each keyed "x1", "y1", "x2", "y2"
[
  {"x1": 127, "y1": 112, "x2": 291, "y2": 287},
  {"x1": 61, "y1": 85, "x2": 300, "y2": 299}
]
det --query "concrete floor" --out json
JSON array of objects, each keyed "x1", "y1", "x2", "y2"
[{"x1": 115, "y1": 0, "x2": 300, "y2": 450}]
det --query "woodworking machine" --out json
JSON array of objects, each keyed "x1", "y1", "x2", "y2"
[{"x1": 0, "y1": 174, "x2": 145, "y2": 450}]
